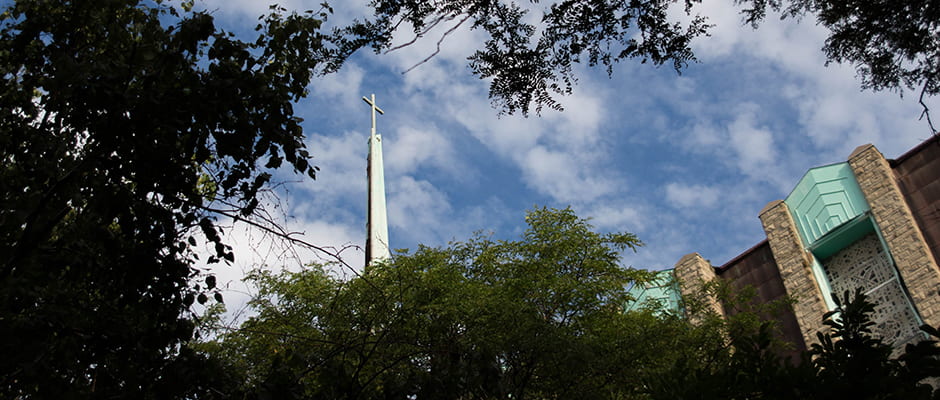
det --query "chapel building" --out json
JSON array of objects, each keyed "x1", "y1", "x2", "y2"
[{"x1": 653, "y1": 135, "x2": 940, "y2": 357}]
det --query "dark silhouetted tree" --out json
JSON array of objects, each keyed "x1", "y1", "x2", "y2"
[{"x1": 0, "y1": 0, "x2": 362, "y2": 397}]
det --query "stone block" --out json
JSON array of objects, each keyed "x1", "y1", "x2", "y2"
[
  {"x1": 849, "y1": 144, "x2": 940, "y2": 328},
  {"x1": 760, "y1": 200, "x2": 829, "y2": 347}
]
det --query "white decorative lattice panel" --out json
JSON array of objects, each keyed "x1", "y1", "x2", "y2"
[
  {"x1": 823, "y1": 233, "x2": 922, "y2": 347},
  {"x1": 868, "y1": 280, "x2": 923, "y2": 346},
  {"x1": 824, "y1": 234, "x2": 894, "y2": 294}
]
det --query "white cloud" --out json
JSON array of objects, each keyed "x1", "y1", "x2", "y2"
[
  {"x1": 387, "y1": 176, "x2": 454, "y2": 243},
  {"x1": 665, "y1": 182, "x2": 722, "y2": 209},
  {"x1": 312, "y1": 64, "x2": 366, "y2": 111},
  {"x1": 299, "y1": 131, "x2": 366, "y2": 206},
  {"x1": 686, "y1": 0, "x2": 745, "y2": 59},
  {"x1": 785, "y1": 72, "x2": 935, "y2": 158},
  {"x1": 690, "y1": 0, "x2": 828, "y2": 68},
  {"x1": 543, "y1": 88, "x2": 606, "y2": 149},
  {"x1": 385, "y1": 124, "x2": 460, "y2": 176},
  {"x1": 520, "y1": 146, "x2": 614, "y2": 204},
  {"x1": 454, "y1": 102, "x2": 542, "y2": 156},
  {"x1": 689, "y1": 122, "x2": 723, "y2": 148},
  {"x1": 727, "y1": 104, "x2": 777, "y2": 174},
  {"x1": 584, "y1": 203, "x2": 647, "y2": 232}
]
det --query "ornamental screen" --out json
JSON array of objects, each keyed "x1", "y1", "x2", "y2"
[{"x1": 822, "y1": 233, "x2": 922, "y2": 348}]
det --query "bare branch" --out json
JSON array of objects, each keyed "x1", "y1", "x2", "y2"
[
  {"x1": 384, "y1": 13, "x2": 450, "y2": 54},
  {"x1": 919, "y1": 81, "x2": 938, "y2": 136},
  {"x1": 388, "y1": 10, "x2": 417, "y2": 38},
  {"x1": 209, "y1": 324, "x2": 342, "y2": 345},
  {"x1": 401, "y1": 13, "x2": 472, "y2": 74},
  {"x1": 197, "y1": 203, "x2": 367, "y2": 282}
]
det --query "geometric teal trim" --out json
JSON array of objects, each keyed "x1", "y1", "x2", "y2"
[
  {"x1": 810, "y1": 213, "x2": 876, "y2": 260},
  {"x1": 785, "y1": 162, "x2": 870, "y2": 247},
  {"x1": 625, "y1": 269, "x2": 681, "y2": 313},
  {"x1": 809, "y1": 255, "x2": 837, "y2": 311}
]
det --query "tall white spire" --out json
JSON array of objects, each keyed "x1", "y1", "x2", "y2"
[{"x1": 363, "y1": 93, "x2": 391, "y2": 266}]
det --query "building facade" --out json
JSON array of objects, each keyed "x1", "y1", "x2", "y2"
[{"x1": 670, "y1": 136, "x2": 940, "y2": 354}]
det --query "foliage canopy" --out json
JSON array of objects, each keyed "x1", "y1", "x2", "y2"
[
  {"x1": 366, "y1": 0, "x2": 710, "y2": 115},
  {"x1": 0, "y1": 0, "x2": 356, "y2": 396},
  {"x1": 366, "y1": 0, "x2": 939, "y2": 118},
  {"x1": 206, "y1": 207, "x2": 729, "y2": 399},
  {"x1": 738, "y1": 0, "x2": 939, "y2": 98}
]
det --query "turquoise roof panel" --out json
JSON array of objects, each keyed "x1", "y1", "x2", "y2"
[
  {"x1": 785, "y1": 162, "x2": 870, "y2": 246},
  {"x1": 810, "y1": 214, "x2": 876, "y2": 260}
]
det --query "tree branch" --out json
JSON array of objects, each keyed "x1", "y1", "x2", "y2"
[
  {"x1": 384, "y1": 12, "x2": 472, "y2": 74},
  {"x1": 197, "y1": 203, "x2": 366, "y2": 282},
  {"x1": 919, "y1": 81, "x2": 938, "y2": 136},
  {"x1": 384, "y1": 13, "x2": 450, "y2": 54}
]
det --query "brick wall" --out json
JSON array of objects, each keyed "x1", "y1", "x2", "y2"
[
  {"x1": 716, "y1": 241, "x2": 806, "y2": 357},
  {"x1": 893, "y1": 137, "x2": 940, "y2": 273}
]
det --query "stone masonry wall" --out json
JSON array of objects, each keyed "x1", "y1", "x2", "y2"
[
  {"x1": 674, "y1": 253, "x2": 724, "y2": 323},
  {"x1": 759, "y1": 200, "x2": 828, "y2": 347},
  {"x1": 848, "y1": 144, "x2": 940, "y2": 328}
]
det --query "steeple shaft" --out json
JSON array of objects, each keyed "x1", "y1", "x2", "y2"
[{"x1": 363, "y1": 94, "x2": 390, "y2": 265}]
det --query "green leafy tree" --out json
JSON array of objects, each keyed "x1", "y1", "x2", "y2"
[
  {"x1": 739, "y1": 1, "x2": 938, "y2": 96},
  {"x1": 365, "y1": 0, "x2": 938, "y2": 121},
  {"x1": 207, "y1": 207, "x2": 729, "y2": 399},
  {"x1": 737, "y1": 0, "x2": 940, "y2": 131},
  {"x1": 0, "y1": 0, "x2": 361, "y2": 397},
  {"x1": 363, "y1": 0, "x2": 710, "y2": 115}
]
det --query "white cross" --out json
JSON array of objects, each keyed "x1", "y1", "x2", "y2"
[{"x1": 362, "y1": 93, "x2": 384, "y2": 137}]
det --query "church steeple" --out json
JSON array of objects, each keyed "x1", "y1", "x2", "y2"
[{"x1": 363, "y1": 93, "x2": 391, "y2": 266}]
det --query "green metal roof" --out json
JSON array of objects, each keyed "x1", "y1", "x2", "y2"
[{"x1": 785, "y1": 162, "x2": 870, "y2": 247}]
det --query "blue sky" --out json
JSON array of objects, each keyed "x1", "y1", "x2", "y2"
[{"x1": 195, "y1": 0, "x2": 940, "y2": 317}]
